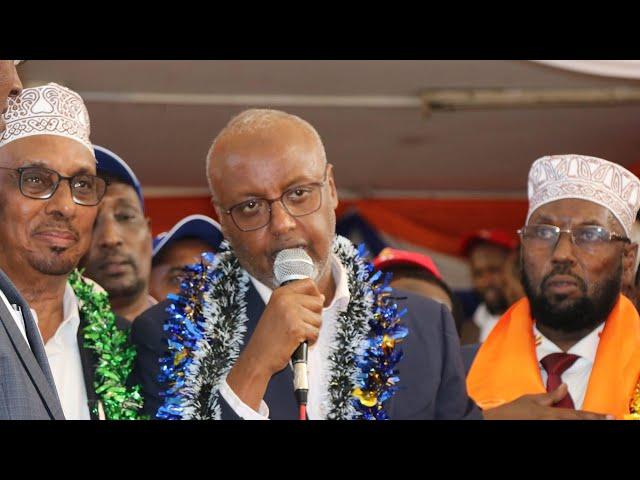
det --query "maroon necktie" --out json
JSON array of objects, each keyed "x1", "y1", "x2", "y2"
[{"x1": 540, "y1": 353, "x2": 580, "y2": 409}]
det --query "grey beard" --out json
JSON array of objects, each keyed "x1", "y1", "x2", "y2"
[{"x1": 27, "y1": 253, "x2": 77, "y2": 277}]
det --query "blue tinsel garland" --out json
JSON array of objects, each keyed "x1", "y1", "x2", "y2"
[
  {"x1": 157, "y1": 236, "x2": 407, "y2": 420},
  {"x1": 156, "y1": 252, "x2": 215, "y2": 420}
]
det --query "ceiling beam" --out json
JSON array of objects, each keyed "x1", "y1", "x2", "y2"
[
  {"x1": 421, "y1": 86, "x2": 640, "y2": 115},
  {"x1": 71, "y1": 91, "x2": 422, "y2": 109}
]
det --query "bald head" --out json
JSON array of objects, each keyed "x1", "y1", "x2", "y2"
[
  {"x1": 206, "y1": 109, "x2": 326, "y2": 199},
  {"x1": 202, "y1": 108, "x2": 338, "y2": 290}
]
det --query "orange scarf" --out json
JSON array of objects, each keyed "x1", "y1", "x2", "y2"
[{"x1": 467, "y1": 295, "x2": 640, "y2": 419}]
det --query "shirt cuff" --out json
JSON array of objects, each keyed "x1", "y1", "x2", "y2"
[{"x1": 219, "y1": 378, "x2": 270, "y2": 420}]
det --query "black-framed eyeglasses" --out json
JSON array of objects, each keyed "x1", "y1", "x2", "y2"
[
  {"x1": 223, "y1": 164, "x2": 329, "y2": 232},
  {"x1": 0, "y1": 165, "x2": 107, "y2": 206},
  {"x1": 518, "y1": 224, "x2": 630, "y2": 252}
]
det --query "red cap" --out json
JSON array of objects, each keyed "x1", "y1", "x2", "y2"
[
  {"x1": 373, "y1": 247, "x2": 443, "y2": 280},
  {"x1": 460, "y1": 229, "x2": 517, "y2": 257}
]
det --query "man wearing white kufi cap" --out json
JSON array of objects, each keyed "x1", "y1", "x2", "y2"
[
  {"x1": 468, "y1": 154, "x2": 640, "y2": 419},
  {"x1": 0, "y1": 83, "x2": 144, "y2": 420},
  {"x1": 0, "y1": 62, "x2": 67, "y2": 420}
]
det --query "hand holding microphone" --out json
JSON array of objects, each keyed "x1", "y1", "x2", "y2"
[
  {"x1": 238, "y1": 248, "x2": 322, "y2": 386},
  {"x1": 228, "y1": 248, "x2": 321, "y2": 418},
  {"x1": 273, "y1": 248, "x2": 317, "y2": 417}
]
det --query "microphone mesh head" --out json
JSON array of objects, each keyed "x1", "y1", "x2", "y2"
[{"x1": 274, "y1": 248, "x2": 315, "y2": 286}]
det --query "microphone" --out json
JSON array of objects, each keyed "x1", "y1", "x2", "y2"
[{"x1": 274, "y1": 248, "x2": 315, "y2": 419}]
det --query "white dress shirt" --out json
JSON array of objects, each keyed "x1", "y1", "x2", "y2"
[
  {"x1": 1, "y1": 287, "x2": 30, "y2": 347},
  {"x1": 533, "y1": 322, "x2": 604, "y2": 410},
  {"x1": 472, "y1": 303, "x2": 501, "y2": 342},
  {"x1": 220, "y1": 254, "x2": 351, "y2": 420},
  {"x1": 32, "y1": 283, "x2": 90, "y2": 420}
]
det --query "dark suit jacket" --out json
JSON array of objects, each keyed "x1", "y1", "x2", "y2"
[
  {"x1": 0, "y1": 268, "x2": 64, "y2": 420},
  {"x1": 131, "y1": 285, "x2": 482, "y2": 420},
  {"x1": 461, "y1": 343, "x2": 481, "y2": 377}
]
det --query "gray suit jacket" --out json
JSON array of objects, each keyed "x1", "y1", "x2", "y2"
[{"x1": 0, "y1": 268, "x2": 64, "y2": 420}]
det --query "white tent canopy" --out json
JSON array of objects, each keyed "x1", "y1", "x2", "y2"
[{"x1": 534, "y1": 60, "x2": 640, "y2": 80}]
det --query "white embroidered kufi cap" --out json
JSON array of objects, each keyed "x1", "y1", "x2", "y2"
[{"x1": 0, "y1": 82, "x2": 93, "y2": 155}]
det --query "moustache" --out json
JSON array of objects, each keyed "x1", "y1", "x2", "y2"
[
  {"x1": 33, "y1": 221, "x2": 79, "y2": 241},
  {"x1": 541, "y1": 265, "x2": 587, "y2": 294},
  {"x1": 97, "y1": 251, "x2": 136, "y2": 270},
  {"x1": 269, "y1": 242, "x2": 309, "y2": 262}
]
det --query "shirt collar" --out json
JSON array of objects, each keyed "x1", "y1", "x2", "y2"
[
  {"x1": 249, "y1": 253, "x2": 351, "y2": 311},
  {"x1": 534, "y1": 322, "x2": 605, "y2": 365}
]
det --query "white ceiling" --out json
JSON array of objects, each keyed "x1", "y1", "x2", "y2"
[{"x1": 18, "y1": 60, "x2": 640, "y2": 198}]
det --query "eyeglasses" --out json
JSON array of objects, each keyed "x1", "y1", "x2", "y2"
[
  {"x1": 224, "y1": 165, "x2": 329, "y2": 232},
  {"x1": 0, "y1": 165, "x2": 107, "y2": 206},
  {"x1": 518, "y1": 224, "x2": 630, "y2": 252}
]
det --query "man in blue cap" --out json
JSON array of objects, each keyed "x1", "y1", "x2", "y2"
[
  {"x1": 149, "y1": 214, "x2": 223, "y2": 301},
  {"x1": 81, "y1": 145, "x2": 156, "y2": 323}
]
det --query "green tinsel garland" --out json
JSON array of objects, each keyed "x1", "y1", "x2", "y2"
[{"x1": 69, "y1": 269, "x2": 146, "y2": 420}]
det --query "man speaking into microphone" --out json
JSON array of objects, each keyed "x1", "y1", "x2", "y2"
[
  {"x1": 130, "y1": 108, "x2": 477, "y2": 420},
  {"x1": 131, "y1": 109, "x2": 604, "y2": 420}
]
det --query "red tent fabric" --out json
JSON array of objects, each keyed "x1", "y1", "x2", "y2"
[{"x1": 145, "y1": 196, "x2": 528, "y2": 257}]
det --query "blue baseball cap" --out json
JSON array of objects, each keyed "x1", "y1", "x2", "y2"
[
  {"x1": 94, "y1": 145, "x2": 144, "y2": 210},
  {"x1": 153, "y1": 214, "x2": 224, "y2": 259}
]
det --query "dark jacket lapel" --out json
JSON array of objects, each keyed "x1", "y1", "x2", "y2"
[
  {"x1": 243, "y1": 282, "x2": 265, "y2": 339},
  {"x1": 77, "y1": 312, "x2": 100, "y2": 420},
  {"x1": 242, "y1": 281, "x2": 297, "y2": 419}
]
